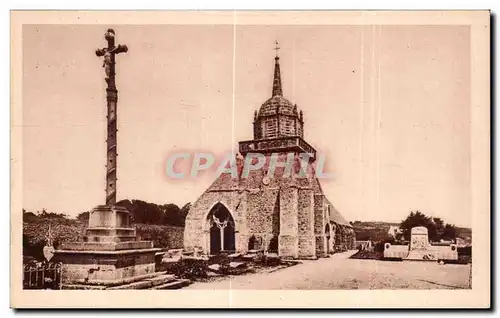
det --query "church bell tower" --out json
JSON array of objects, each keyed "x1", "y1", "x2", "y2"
[{"x1": 239, "y1": 41, "x2": 316, "y2": 160}]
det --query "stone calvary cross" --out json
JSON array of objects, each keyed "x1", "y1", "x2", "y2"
[
  {"x1": 213, "y1": 215, "x2": 229, "y2": 251},
  {"x1": 95, "y1": 29, "x2": 128, "y2": 205}
]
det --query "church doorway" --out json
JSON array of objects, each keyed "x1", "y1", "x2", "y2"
[{"x1": 207, "y1": 203, "x2": 235, "y2": 255}]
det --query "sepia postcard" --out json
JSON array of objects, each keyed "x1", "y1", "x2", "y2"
[{"x1": 10, "y1": 10, "x2": 490, "y2": 308}]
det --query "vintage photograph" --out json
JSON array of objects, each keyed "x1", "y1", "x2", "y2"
[{"x1": 10, "y1": 11, "x2": 490, "y2": 308}]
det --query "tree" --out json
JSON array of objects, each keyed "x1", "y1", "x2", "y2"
[
  {"x1": 180, "y1": 202, "x2": 191, "y2": 220},
  {"x1": 116, "y1": 199, "x2": 190, "y2": 226},
  {"x1": 38, "y1": 208, "x2": 67, "y2": 220},
  {"x1": 433, "y1": 217, "x2": 445, "y2": 238},
  {"x1": 163, "y1": 203, "x2": 182, "y2": 226},
  {"x1": 399, "y1": 210, "x2": 439, "y2": 242},
  {"x1": 442, "y1": 224, "x2": 457, "y2": 241},
  {"x1": 76, "y1": 211, "x2": 90, "y2": 224},
  {"x1": 23, "y1": 209, "x2": 38, "y2": 223},
  {"x1": 400, "y1": 211, "x2": 458, "y2": 242},
  {"x1": 117, "y1": 199, "x2": 165, "y2": 224}
]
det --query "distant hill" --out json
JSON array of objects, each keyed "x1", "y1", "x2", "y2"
[
  {"x1": 351, "y1": 221, "x2": 472, "y2": 243},
  {"x1": 351, "y1": 221, "x2": 399, "y2": 242}
]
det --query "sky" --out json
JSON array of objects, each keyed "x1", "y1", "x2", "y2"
[{"x1": 22, "y1": 24, "x2": 471, "y2": 226}]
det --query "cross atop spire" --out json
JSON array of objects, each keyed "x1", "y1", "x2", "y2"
[{"x1": 272, "y1": 40, "x2": 282, "y2": 97}]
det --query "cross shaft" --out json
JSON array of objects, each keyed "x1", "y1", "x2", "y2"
[{"x1": 96, "y1": 29, "x2": 128, "y2": 206}]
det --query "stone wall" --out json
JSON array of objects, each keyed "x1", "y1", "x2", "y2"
[
  {"x1": 278, "y1": 187, "x2": 298, "y2": 257},
  {"x1": 246, "y1": 189, "x2": 280, "y2": 251},
  {"x1": 313, "y1": 194, "x2": 326, "y2": 257},
  {"x1": 297, "y1": 189, "x2": 315, "y2": 258}
]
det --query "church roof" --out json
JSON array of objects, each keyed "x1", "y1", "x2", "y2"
[
  {"x1": 258, "y1": 95, "x2": 296, "y2": 117},
  {"x1": 327, "y1": 201, "x2": 352, "y2": 228}
]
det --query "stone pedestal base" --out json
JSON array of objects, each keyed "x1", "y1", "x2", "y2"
[
  {"x1": 384, "y1": 243, "x2": 458, "y2": 261},
  {"x1": 405, "y1": 245, "x2": 458, "y2": 261},
  {"x1": 85, "y1": 205, "x2": 137, "y2": 243},
  {"x1": 54, "y1": 204, "x2": 163, "y2": 288},
  {"x1": 55, "y1": 247, "x2": 161, "y2": 286}
]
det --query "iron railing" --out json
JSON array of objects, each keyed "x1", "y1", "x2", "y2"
[{"x1": 23, "y1": 261, "x2": 62, "y2": 290}]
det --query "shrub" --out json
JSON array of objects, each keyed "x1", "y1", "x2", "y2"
[
  {"x1": 23, "y1": 219, "x2": 185, "y2": 260},
  {"x1": 166, "y1": 257, "x2": 208, "y2": 280},
  {"x1": 134, "y1": 224, "x2": 184, "y2": 248},
  {"x1": 458, "y1": 246, "x2": 472, "y2": 257},
  {"x1": 458, "y1": 246, "x2": 472, "y2": 264},
  {"x1": 350, "y1": 250, "x2": 383, "y2": 260},
  {"x1": 373, "y1": 238, "x2": 395, "y2": 253},
  {"x1": 23, "y1": 219, "x2": 85, "y2": 260},
  {"x1": 262, "y1": 254, "x2": 280, "y2": 267}
]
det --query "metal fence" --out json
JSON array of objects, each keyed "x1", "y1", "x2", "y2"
[{"x1": 23, "y1": 261, "x2": 62, "y2": 290}]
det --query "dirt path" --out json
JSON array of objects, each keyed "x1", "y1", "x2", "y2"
[{"x1": 186, "y1": 251, "x2": 471, "y2": 290}]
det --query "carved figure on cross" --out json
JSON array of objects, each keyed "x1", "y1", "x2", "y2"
[
  {"x1": 95, "y1": 29, "x2": 128, "y2": 85},
  {"x1": 212, "y1": 214, "x2": 228, "y2": 230},
  {"x1": 212, "y1": 214, "x2": 232, "y2": 252}
]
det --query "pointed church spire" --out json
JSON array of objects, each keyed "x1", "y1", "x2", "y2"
[{"x1": 272, "y1": 40, "x2": 283, "y2": 97}]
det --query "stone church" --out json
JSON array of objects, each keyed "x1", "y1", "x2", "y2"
[{"x1": 184, "y1": 49, "x2": 355, "y2": 259}]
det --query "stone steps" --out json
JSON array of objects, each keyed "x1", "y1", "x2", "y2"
[
  {"x1": 106, "y1": 273, "x2": 176, "y2": 290},
  {"x1": 62, "y1": 284, "x2": 107, "y2": 290},
  {"x1": 62, "y1": 272, "x2": 190, "y2": 290},
  {"x1": 152, "y1": 279, "x2": 191, "y2": 290}
]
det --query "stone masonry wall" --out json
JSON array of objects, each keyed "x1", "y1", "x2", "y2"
[
  {"x1": 246, "y1": 188, "x2": 280, "y2": 251},
  {"x1": 297, "y1": 189, "x2": 315, "y2": 258},
  {"x1": 278, "y1": 187, "x2": 298, "y2": 258},
  {"x1": 313, "y1": 194, "x2": 326, "y2": 257}
]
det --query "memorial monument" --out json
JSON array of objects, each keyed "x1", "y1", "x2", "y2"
[
  {"x1": 405, "y1": 226, "x2": 434, "y2": 260},
  {"x1": 384, "y1": 226, "x2": 458, "y2": 261}
]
